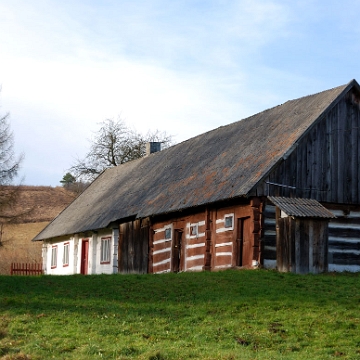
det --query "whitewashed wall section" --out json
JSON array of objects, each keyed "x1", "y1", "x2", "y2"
[{"x1": 43, "y1": 237, "x2": 75, "y2": 275}]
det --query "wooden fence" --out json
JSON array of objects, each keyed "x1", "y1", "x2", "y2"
[{"x1": 10, "y1": 263, "x2": 43, "y2": 276}]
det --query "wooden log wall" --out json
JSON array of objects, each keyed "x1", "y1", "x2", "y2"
[
  {"x1": 324, "y1": 204, "x2": 360, "y2": 272},
  {"x1": 151, "y1": 213, "x2": 207, "y2": 273},
  {"x1": 213, "y1": 204, "x2": 257, "y2": 269},
  {"x1": 262, "y1": 203, "x2": 277, "y2": 269},
  {"x1": 151, "y1": 202, "x2": 258, "y2": 273},
  {"x1": 213, "y1": 209, "x2": 235, "y2": 270}
]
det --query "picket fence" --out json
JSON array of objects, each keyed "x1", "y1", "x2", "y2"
[{"x1": 10, "y1": 263, "x2": 43, "y2": 276}]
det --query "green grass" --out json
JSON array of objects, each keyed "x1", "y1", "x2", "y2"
[{"x1": 0, "y1": 269, "x2": 360, "y2": 359}]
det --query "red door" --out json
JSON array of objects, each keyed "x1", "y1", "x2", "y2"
[
  {"x1": 80, "y1": 239, "x2": 89, "y2": 274},
  {"x1": 236, "y1": 217, "x2": 252, "y2": 267}
]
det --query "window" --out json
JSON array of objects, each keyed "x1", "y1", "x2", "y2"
[
  {"x1": 224, "y1": 215, "x2": 234, "y2": 229},
  {"x1": 51, "y1": 246, "x2": 57, "y2": 268},
  {"x1": 100, "y1": 237, "x2": 111, "y2": 264},
  {"x1": 190, "y1": 224, "x2": 198, "y2": 236},
  {"x1": 63, "y1": 243, "x2": 69, "y2": 267},
  {"x1": 165, "y1": 228, "x2": 172, "y2": 239}
]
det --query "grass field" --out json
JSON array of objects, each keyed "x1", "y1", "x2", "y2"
[{"x1": 0, "y1": 269, "x2": 359, "y2": 360}]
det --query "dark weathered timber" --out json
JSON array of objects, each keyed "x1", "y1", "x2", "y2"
[
  {"x1": 264, "y1": 234, "x2": 276, "y2": 248},
  {"x1": 329, "y1": 227, "x2": 360, "y2": 238},
  {"x1": 332, "y1": 252, "x2": 360, "y2": 265},
  {"x1": 328, "y1": 240, "x2": 360, "y2": 251},
  {"x1": 262, "y1": 202, "x2": 276, "y2": 264},
  {"x1": 119, "y1": 219, "x2": 148, "y2": 273},
  {"x1": 261, "y1": 86, "x2": 360, "y2": 206},
  {"x1": 298, "y1": 221, "x2": 309, "y2": 274},
  {"x1": 276, "y1": 214, "x2": 328, "y2": 274},
  {"x1": 262, "y1": 247, "x2": 276, "y2": 260}
]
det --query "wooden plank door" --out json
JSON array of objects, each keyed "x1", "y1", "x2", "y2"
[
  {"x1": 236, "y1": 217, "x2": 252, "y2": 267},
  {"x1": 172, "y1": 230, "x2": 182, "y2": 272},
  {"x1": 80, "y1": 239, "x2": 89, "y2": 275}
]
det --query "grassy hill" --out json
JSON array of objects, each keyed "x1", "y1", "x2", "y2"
[
  {"x1": 0, "y1": 186, "x2": 76, "y2": 274},
  {"x1": 0, "y1": 269, "x2": 359, "y2": 359}
]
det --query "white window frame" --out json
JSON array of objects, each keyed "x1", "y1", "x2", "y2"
[
  {"x1": 63, "y1": 242, "x2": 69, "y2": 267},
  {"x1": 224, "y1": 214, "x2": 234, "y2": 230},
  {"x1": 51, "y1": 245, "x2": 58, "y2": 268},
  {"x1": 100, "y1": 237, "x2": 111, "y2": 264},
  {"x1": 190, "y1": 224, "x2": 198, "y2": 236},
  {"x1": 165, "y1": 227, "x2": 172, "y2": 240}
]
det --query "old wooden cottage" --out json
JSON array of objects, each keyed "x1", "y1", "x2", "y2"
[{"x1": 34, "y1": 79, "x2": 360, "y2": 274}]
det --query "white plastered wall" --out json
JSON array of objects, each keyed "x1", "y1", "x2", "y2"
[
  {"x1": 43, "y1": 227, "x2": 119, "y2": 275},
  {"x1": 43, "y1": 236, "x2": 76, "y2": 275}
]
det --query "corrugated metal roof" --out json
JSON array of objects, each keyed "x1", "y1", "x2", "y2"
[
  {"x1": 34, "y1": 80, "x2": 356, "y2": 241},
  {"x1": 268, "y1": 196, "x2": 336, "y2": 218}
]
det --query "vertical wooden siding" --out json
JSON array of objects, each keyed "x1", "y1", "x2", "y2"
[
  {"x1": 257, "y1": 89, "x2": 360, "y2": 204},
  {"x1": 277, "y1": 216, "x2": 328, "y2": 274},
  {"x1": 119, "y1": 219, "x2": 149, "y2": 274}
]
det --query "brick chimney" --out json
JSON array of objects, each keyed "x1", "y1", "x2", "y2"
[{"x1": 146, "y1": 142, "x2": 162, "y2": 156}]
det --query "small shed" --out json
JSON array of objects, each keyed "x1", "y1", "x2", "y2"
[{"x1": 268, "y1": 197, "x2": 336, "y2": 274}]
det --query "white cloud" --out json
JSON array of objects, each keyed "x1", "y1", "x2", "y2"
[{"x1": 0, "y1": 0, "x2": 359, "y2": 185}]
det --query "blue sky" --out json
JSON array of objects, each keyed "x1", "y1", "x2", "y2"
[{"x1": 0, "y1": 0, "x2": 359, "y2": 186}]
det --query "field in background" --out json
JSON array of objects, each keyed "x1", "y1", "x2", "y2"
[
  {"x1": 0, "y1": 222, "x2": 46, "y2": 274},
  {"x1": 0, "y1": 269, "x2": 359, "y2": 360},
  {"x1": 0, "y1": 186, "x2": 76, "y2": 275}
]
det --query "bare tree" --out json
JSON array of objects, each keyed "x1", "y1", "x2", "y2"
[
  {"x1": 0, "y1": 94, "x2": 24, "y2": 246},
  {"x1": 70, "y1": 118, "x2": 173, "y2": 182},
  {"x1": 0, "y1": 112, "x2": 23, "y2": 185}
]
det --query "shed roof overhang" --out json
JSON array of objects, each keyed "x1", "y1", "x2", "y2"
[{"x1": 267, "y1": 196, "x2": 336, "y2": 219}]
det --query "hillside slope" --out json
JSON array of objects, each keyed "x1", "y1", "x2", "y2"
[{"x1": 0, "y1": 186, "x2": 76, "y2": 274}]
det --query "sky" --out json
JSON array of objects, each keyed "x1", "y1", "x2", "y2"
[{"x1": 0, "y1": 0, "x2": 359, "y2": 186}]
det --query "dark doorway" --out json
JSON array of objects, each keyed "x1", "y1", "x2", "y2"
[
  {"x1": 172, "y1": 230, "x2": 183, "y2": 272},
  {"x1": 236, "y1": 217, "x2": 252, "y2": 267},
  {"x1": 80, "y1": 239, "x2": 89, "y2": 274}
]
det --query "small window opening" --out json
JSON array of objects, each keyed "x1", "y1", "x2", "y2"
[
  {"x1": 190, "y1": 224, "x2": 198, "y2": 236},
  {"x1": 165, "y1": 228, "x2": 172, "y2": 239},
  {"x1": 224, "y1": 215, "x2": 234, "y2": 229}
]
